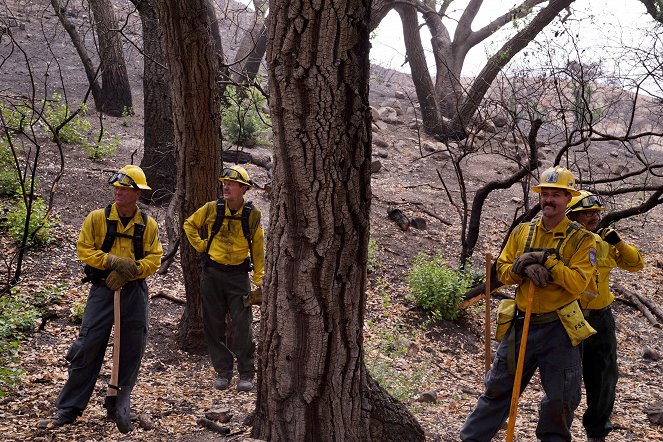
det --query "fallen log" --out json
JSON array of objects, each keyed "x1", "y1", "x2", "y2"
[
  {"x1": 628, "y1": 288, "x2": 663, "y2": 322},
  {"x1": 151, "y1": 292, "x2": 185, "y2": 305},
  {"x1": 613, "y1": 285, "x2": 660, "y2": 328},
  {"x1": 387, "y1": 207, "x2": 409, "y2": 231}
]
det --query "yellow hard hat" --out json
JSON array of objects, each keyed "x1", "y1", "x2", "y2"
[
  {"x1": 218, "y1": 165, "x2": 253, "y2": 187},
  {"x1": 108, "y1": 165, "x2": 152, "y2": 190},
  {"x1": 566, "y1": 190, "x2": 605, "y2": 214},
  {"x1": 532, "y1": 166, "x2": 580, "y2": 196}
]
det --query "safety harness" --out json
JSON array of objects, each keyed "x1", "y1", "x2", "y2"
[
  {"x1": 82, "y1": 205, "x2": 147, "y2": 283},
  {"x1": 504, "y1": 218, "x2": 584, "y2": 373},
  {"x1": 203, "y1": 198, "x2": 255, "y2": 271}
]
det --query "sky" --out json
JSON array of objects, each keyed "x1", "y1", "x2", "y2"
[{"x1": 369, "y1": 0, "x2": 657, "y2": 77}]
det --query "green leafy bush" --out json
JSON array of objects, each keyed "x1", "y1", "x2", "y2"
[
  {"x1": 70, "y1": 301, "x2": 86, "y2": 324},
  {"x1": 367, "y1": 237, "x2": 381, "y2": 273},
  {"x1": 0, "y1": 139, "x2": 20, "y2": 195},
  {"x1": 406, "y1": 253, "x2": 474, "y2": 321},
  {"x1": 0, "y1": 287, "x2": 40, "y2": 397},
  {"x1": 221, "y1": 86, "x2": 271, "y2": 145},
  {"x1": 83, "y1": 134, "x2": 120, "y2": 161},
  {"x1": 1, "y1": 197, "x2": 58, "y2": 246},
  {"x1": 42, "y1": 93, "x2": 92, "y2": 144}
]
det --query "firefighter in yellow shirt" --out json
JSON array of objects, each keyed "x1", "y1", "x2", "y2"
[
  {"x1": 461, "y1": 166, "x2": 597, "y2": 441},
  {"x1": 566, "y1": 190, "x2": 644, "y2": 442},
  {"x1": 183, "y1": 165, "x2": 264, "y2": 392},
  {"x1": 40, "y1": 165, "x2": 162, "y2": 433}
]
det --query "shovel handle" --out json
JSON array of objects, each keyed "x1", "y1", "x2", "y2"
[
  {"x1": 505, "y1": 282, "x2": 536, "y2": 442},
  {"x1": 484, "y1": 253, "x2": 492, "y2": 375},
  {"x1": 108, "y1": 289, "x2": 121, "y2": 397}
]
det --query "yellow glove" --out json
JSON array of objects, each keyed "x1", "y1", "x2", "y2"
[
  {"x1": 106, "y1": 254, "x2": 138, "y2": 279},
  {"x1": 105, "y1": 270, "x2": 128, "y2": 291}
]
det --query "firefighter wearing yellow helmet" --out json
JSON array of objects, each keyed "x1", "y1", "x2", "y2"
[
  {"x1": 566, "y1": 190, "x2": 643, "y2": 441},
  {"x1": 183, "y1": 164, "x2": 264, "y2": 392},
  {"x1": 461, "y1": 166, "x2": 597, "y2": 441},
  {"x1": 40, "y1": 165, "x2": 162, "y2": 433}
]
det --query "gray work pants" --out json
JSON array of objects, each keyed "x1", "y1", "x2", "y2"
[
  {"x1": 56, "y1": 281, "x2": 149, "y2": 415},
  {"x1": 460, "y1": 319, "x2": 582, "y2": 442},
  {"x1": 200, "y1": 266, "x2": 255, "y2": 379}
]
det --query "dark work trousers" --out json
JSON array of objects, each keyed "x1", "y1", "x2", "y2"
[
  {"x1": 56, "y1": 281, "x2": 148, "y2": 415},
  {"x1": 200, "y1": 266, "x2": 254, "y2": 380},
  {"x1": 582, "y1": 307, "x2": 618, "y2": 438},
  {"x1": 460, "y1": 319, "x2": 582, "y2": 442}
]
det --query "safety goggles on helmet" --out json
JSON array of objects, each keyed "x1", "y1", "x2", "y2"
[
  {"x1": 108, "y1": 172, "x2": 139, "y2": 190},
  {"x1": 219, "y1": 167, "x2": 252, "y2": 186},
  {"x1": 567, "y1": 194, "x2": 605, "y2": 213}
]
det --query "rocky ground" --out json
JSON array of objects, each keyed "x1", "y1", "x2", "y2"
[{"x1": 1, "y1": 1, "x2": 662, "y2": 441}]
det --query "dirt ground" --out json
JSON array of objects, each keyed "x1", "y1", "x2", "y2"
[{"x1": 1, "y1": 1, "x2": 662, "y2": 441}]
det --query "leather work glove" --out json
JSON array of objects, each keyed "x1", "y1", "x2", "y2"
[
  {"x1": 243, "y1": 287, "x2": 263, "y2": 307},
  {"x1": 598, "y1": 228, "x2": 621, "y2": 245},
  {"x1": 524, "y1": 264, "x2": 552, "y2": 288},
  {"x1": 105, "y1": 270, "x2": 128, "y2": 291},
  {"x1": 106, "y1": 254, "x2": 139, "y2": 279},
  {"x1": 512, "y1": 251, "x2": 547, "y2": 275}
]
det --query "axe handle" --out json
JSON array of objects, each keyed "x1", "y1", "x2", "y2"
[
  {"x1": 506, "y1": 282, "x2": 536, "y2": 442},
  {"x1": 484, "y1": 253, "x2": 492, "y2": 375},
  {"x1": 108, "y1": 289, "x2": 121, "y2": 397}
]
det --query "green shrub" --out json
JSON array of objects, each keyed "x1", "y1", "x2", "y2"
[
  {"x1": 0, "y1": 139, "x2": 20, "y2": 195},
  {"x1": 1, "y1": 197, "x2": 58, "y2": 246},
  {"x1": 367, "y1": 237, "x2": 381, "y2": 273},
  {"x1": 70, "y1": 301, "x2": 86, "y2": 324},
  {"x1": 0, "y1": 287, "x2": 40, "y2": 397},
  {"x1": 406, "y1": 253, "x2": 474, "y2": 321},
  {"x1": 121, "y1": 106, "x2": 134, "y2": 127},
  {"x1": 221, "y1": 86, "x2": 271, "y2": 145},
  {"x1": 83, "y1": 134, "x2": 120, "y2": 161},
  {"x1": 42, "y1": 93, "x2": 92, "y2": 144}
]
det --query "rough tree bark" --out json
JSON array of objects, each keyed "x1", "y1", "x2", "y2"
[
  {"x1": 88, "y1": 0, "x2": 132, "y2": 116},
  {"x1": 132, "y1": 0, "x2": 176, "y2": 204},
  {"x1": 158, "y1": 0, "x2": 221, "y2": 352},
  {"x1": 253, "y1": 0, "x2": 424, "y2": 439}
]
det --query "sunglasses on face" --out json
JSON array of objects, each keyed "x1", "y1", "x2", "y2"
[
  {"x1": 108, "y1": 172, "x2": 139, "y2": 190},
  {"x1": 570, "y1": 194, "x2": 605, "y2": 210}
]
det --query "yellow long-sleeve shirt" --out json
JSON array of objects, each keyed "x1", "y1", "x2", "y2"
[
  {"x1": 580, "y1": 234, "x2": 644, "y2": 310},
  {"x1": 497, "y1": 216, "x2": 597, "y2": 314},
  {"x1": 77, "y1": 203, "x2": 163, "y2": 280},
  {"x1": 183, "y1": 200, "x2": 265, "y2": 286}
]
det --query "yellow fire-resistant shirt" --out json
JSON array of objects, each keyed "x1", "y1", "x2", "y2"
[
  {"x1": 580, "y1": 233, "x2": 644, "y2": 310},
  {"x1": 183, "y1": 200, "x2": 265, "y2": 286},
  {"x1": 497, "y1": 216, "x2": 597, "y2": 314},
  {"x1": 77, "y1": 203, "x2": 163, "y2": 280}
]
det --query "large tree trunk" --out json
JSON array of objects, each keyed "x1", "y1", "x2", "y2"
[
  {"x1": 253, "y1": 0, "x2": 423, "y2": 439},
  {"x1": 133, "y1": 0, "x2": 176, "y2": 204},
  {"x1": 49, "y1": 0, "x2": 102, "y2": 106},
  {"x1": 158, "y1": 0, "x2": 221, "y2": 352},
  {"x1": 396, "y1": 4, "x2": 444, "y2": 136},
  {"x1": 89, "y1": 0, "x2": 132, "y2": 116},
  {"x1": 231, "y1": 0, "x2": 268, "y2": 86}
]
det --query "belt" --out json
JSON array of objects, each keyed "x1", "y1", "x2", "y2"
[
  {"x1": 515, "y1": 309, "x2": 559, "y2": 325},
  {"x1": 206, "y1": 258, "x2": 251, "y2": 273},
  {"x1": 583, "y1": 305, "x2": 611, "y2": 318},
  {"x1": 94, "y1": 279, "x2": 144, "y2": 290}
]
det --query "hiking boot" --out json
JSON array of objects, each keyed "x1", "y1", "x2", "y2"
[
  {"x1": 237, "y1": 377, "x2": 253, "y2": 392},
  {"x1": 37, "y1": 409, "x2": 77, "y2": 429},
  {"x1": 214, "y1": 376, "x2": 230, "y2": 390}
]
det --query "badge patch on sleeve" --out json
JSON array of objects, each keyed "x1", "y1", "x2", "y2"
[{"x1": 589, "y1": 248, "x2": 597, "y2": 266}]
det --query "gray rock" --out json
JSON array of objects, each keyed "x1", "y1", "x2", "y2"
[
  {"x1": 395, "y1": 90, "x2": 406, "y2": 99},
  {"x1": 643, "y1": 348, "x2": 661, "y2": 361},
  {"x1": 418, "y1": 390, "x2": 438, "y2": 403},
  {"x1": 371, "y1": 159, "x2": 382, "y2": 173}
]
